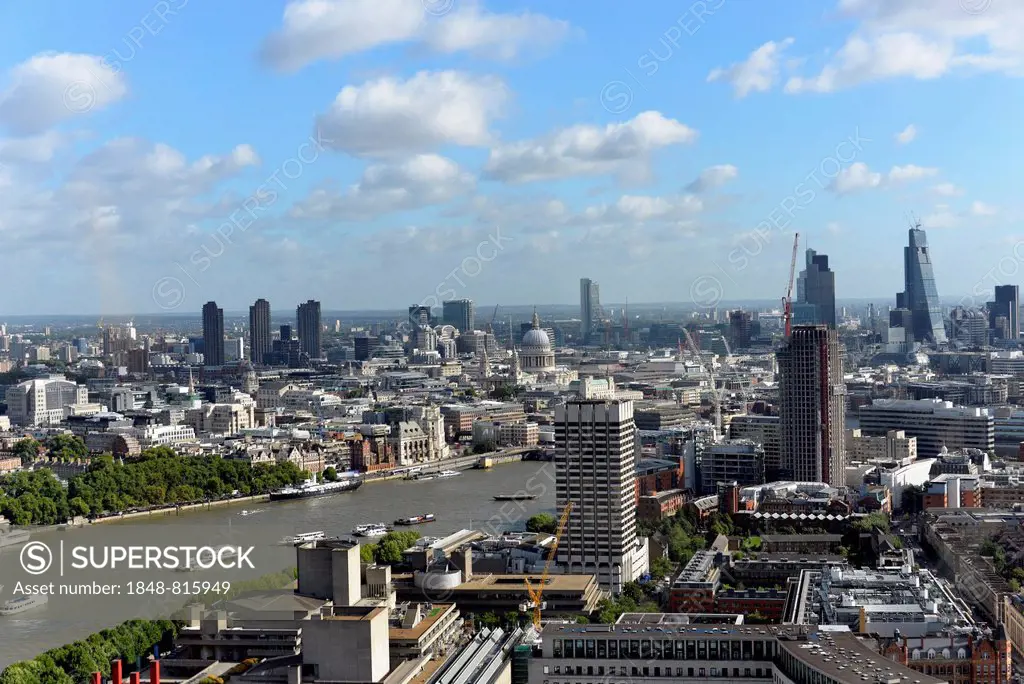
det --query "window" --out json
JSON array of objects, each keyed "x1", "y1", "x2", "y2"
[{"x1": 553, "y1": 640, "x2": 563, "y2": 658}]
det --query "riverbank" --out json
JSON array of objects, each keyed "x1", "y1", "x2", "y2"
[{"x1": 89, "y1": 492, "x2": 271, "y2": 524}]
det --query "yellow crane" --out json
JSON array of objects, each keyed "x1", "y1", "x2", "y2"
[{"x1": 524, "y1": 501, "x2": 574, "y2": 629}]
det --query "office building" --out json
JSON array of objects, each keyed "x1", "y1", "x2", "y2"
[
  {"x1": 297, "y1": 299, "x2": 322, "y2": 360},
  {"x1": 408, "y1": 305, "x2": 432, "y2": 327},
  {"x1": 795, "y1": 248, "x2": 836, "y2": 327},
  {"x1": 580, "y1": 277, "x2": 600, "y2": 343},
  {"x1": 777, "y1": 325, "x2": 846, "y2": 484},
  {"x1": 949, "y1": 306, "x2": 989, "y2": 346},
  {"x1": 989, "y1": 284, "x2": 1019, "y2": 340},
  {"x1": 249, "y1": 298, "x2": 271, "y2": 364},
  {"x1": 727, "y1": 310, "x2": 752, "y2": 348},
  {"x1": 5, "y1": 376, "x2": 89, "y2": 426},
  {"x1": 700, "y1": 440, "x2": 765, "y2": 493},
  {"x1": 728, "y1": 415, "x2": 782, "y2": 479},
  {"x1": 442, "y1": 299, "x2": 475, "y2": 333},
  {"x1": 202, "y1": 301, "x2": 224, "y2": 367},
  {"x1": 897, "y1": 227, "x2": 947, "y2": 344},
  {"x1": 555, "y1": 398, "x2": 648, "y2": 593},
  {"x1": 859, "y1": 398, "x2": 994, "y2": 459}
]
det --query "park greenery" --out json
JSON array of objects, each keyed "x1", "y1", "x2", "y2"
[
  {"x1": 594, "y1": 581, "x2": 661, "y2": 623},
  {"x1": 0, "y1": 619, "x2": 176, "y2": 684},
  {"x1": 359, "y1": 531, "x2": 422, "y2": 565},
  {"x1": 0, "y1": 446, "x2": 306, "y2": 525}
]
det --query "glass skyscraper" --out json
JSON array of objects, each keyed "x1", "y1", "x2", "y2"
[
  {"x1": 897, "y1": 227, "x2": 947, "y2": 344},
  {"x1": 794, "y1": 248, "x2": 836, "y2": 327}
]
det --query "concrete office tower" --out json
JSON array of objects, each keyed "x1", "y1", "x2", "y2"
[
  {"x1": 248, "y1": 298, "x2": 271, "y2": 364},
  {"x1": 297, "y1": 299, "x2": 322, "y2": 360},
  {"x1": 442, "y1": 299, "x2": 475, "y2": 333},
  {"x1": 777, "y1": 325, "x2": 847, "y2": 485},
  {"x1": 989, "y1": 285, "x2": 1020, "y2": 340},
  {"x1": 580, "y1": 278, "x2": 600, "y2": 343},
  {"x1": 795, "y1": 248, "x2": 836, "y2": 327},
  {"x1": 897, "y1": 227, "x2": 947, "y2": 344},
  {"x1": 202, "y1": 301, "x2": 224, "y2": 367},
  {"x1": 555, "y1": 398, "x2": 648, "y2": 593}
]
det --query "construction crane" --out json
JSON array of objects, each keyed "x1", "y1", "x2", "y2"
[
  {"x1": 684, "y1": 328, "x2": 721, "y2": 434},
  {"x1": 524, "y1": 501, "x2": 574, "y2": 629},
  {"x1": 783, "y1": 232, "x2": 800, "y2": 338}
]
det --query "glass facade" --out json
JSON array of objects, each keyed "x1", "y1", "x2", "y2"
[{"x1": 901, "y1": 228, "x2": 947, "y2": 344}]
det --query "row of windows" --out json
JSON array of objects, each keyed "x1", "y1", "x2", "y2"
[
  {"x1": 544, "y1": 665, "x2": 769, "y2": 680},
  {"x1": 552, "y1": 638, "x2": 772, "y2": 661}
]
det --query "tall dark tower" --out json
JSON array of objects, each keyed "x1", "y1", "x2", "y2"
[
  {"x1": 442, "y1": 299, "x2": 475, "y2": 333},
  {"x1": 296, "y1": 300, "x2": 322, "y2": 360},
  {"x1": 777, "y1": 325, "x2": 846, "y2": 484},
  {"x1": 989, "y1": 285, "x2": 1019, "y2": 340},
  {"x1": 202, "y1": 301, "x2": 225, "y2": 367},
  {"x1": 795, "y1": 248, "x2": 836, "y2": 327},
  {"x1": 249, "y1": 298, "x2": 271, "y2": 364},
  {"x1": 897, "y1": 226, "x2": 946, "y2": 344}
]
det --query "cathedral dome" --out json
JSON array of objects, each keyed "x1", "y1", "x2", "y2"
[{"x1": 521, "y1": 310, "x2": 550, "y2": 349}]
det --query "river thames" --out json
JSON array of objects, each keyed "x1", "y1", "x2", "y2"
[{"x1": 0, "y1": 461, "x2": 556, "y2": 669}]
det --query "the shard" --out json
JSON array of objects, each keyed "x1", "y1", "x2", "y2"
[{"x1": 897, "y1": 225, "x2": 947, "y2": 344}]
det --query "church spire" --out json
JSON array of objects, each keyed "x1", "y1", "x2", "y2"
[{"x1": 531, "y1": 308, "x2": 540, "y2": 329}]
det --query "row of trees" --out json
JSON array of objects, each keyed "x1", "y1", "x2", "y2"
[
  {"x1": 0, "y1": 619, "x2": 176, "y2": 684},
  {"x1": 0, "y1": 447, "x2": 307, "y2": 524},
  {"x1": 12, "y1": 435, "x2": 89, "y2": 465}
]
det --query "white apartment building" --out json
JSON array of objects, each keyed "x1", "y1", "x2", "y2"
[
  {"x1": 472, "y1": 420, "x2": 539, "y2": 447},
  {"x1": 186, "y1": 403, "x2": 254, "y2": 436},
  {"x1": 135, "y1": 424, "x2": 197, "y2": 447},
  {"x1": 5, "y1": 376, "x2": 89, "y2": 426},
  {"x1": 555, "y1": 398, "x2": 648, "y2": 594},
  {"x1": 846, "y1": 428, "x2": 918, "y2": 464},
  {"x1": 256, "y1": 382, "x2": 341, "y2": 412}
]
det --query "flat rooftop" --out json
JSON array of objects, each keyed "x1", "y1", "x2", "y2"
[
  {"x1": 456, "y1": 574, "x2": 596, "y2": 592},
  {"x1": 390, "y1": 604, "x2": 457, "y2": 641},
  {"x1": 778, "y1": 630, "x2": 946, "y2": 684}
]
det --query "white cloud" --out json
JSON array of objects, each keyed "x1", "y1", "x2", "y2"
[
  {"x1": 484, "y1": 110, "x2": 697, "y2": 184},
  {"x1": 423, "y1": 2, "x2": 570, "y2": 60},
  {"x1": 707, "y1": 38, "x2": 795, "y2": 97},
  {"x1": 581, "y1": 194, "x2": 703, "y2": 223},
  {"x1": 971, "y1": 200, "x2": 997, "y2": 216},
  {"x1": 895, "y1": 124, "x2": 917, "y2": 144},
  {"x1": 826, "y1": 221, "x2": 842, "y2": 235},
  {"x1": 686, "y1": 164, "x2": 738, "y2": 193},
  {"x1": 829, "y1": 162, "x2": 938, "y2": 193},
  {"x1": 932, "y1": 182, "x2": 963, "y2": 197},
  {"x1": 887, "y1": 164, "x2": 938, "y2": 182},
  {"x1": 260, "y1": 0, "x2": 570, "y2": 71},
  {"x1": 921, "y1": 204, "x2": 959, "y2": 229},
  {"x1": 0, "y1": 131, "x2": 68, "y2": 164},
  {"x1": 830, "y1": 162, "x2": 882, "y2": 193},
  {"x1": 316, "y1": 71, "x2": 508, "y2": 157},
  {"x1": 786, "y1": 32, "x2": 954, "y2": 93},
  {"x1": 784, "y1": 0, "x2": 1024, "y2": 93},
  {"x1": 290, "y1": 154, "x2": 474, "y2": 220},
  {"x1": 0, "y1": 52, "x2": 127, "y2": 134}
]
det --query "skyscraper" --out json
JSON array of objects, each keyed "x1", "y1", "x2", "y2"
[
  {"x1": 249, "y1": 298, "x2": 271, "y2": 364},
  {"x1": 555, "y1": 398, "x2": 648, "y2": 593},
  {"x1": 897, "y1": 227, "x2": 947, "y2": 344},
  {"x1": 442, "y1": 299, "x2": 475, "y2": 333},
  {"x1": 777, "y1": 325, "x2": 846, "y2": 485},
  {"x1": 580, "y1": 278, "x2": 600, "y2": 343},
  {"x1": 408, "y1": 305, "x2": 432, "y2": 327},
  {"x1": 296, "y1": 299, "x2": 322, "y2": 360},
  {"x1": 794, "y1": 248, "x2": 836, "y2": 327},
  {"x1": 202, "y1": 301, "x2": 224, "y2": 367},
  {"x1": 989, "y1": 285, "x2": 1019, "y2": 340}
]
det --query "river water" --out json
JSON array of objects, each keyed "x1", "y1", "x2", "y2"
[{"x1": 0, "y1": 461, "x2": 556, "y2": 669}]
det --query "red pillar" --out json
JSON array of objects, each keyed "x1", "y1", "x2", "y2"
[
  {"x1": 91, "y1": 674, "x2": 102, "y2": 684},
  {"x1": 150, "y1": 660, "x2": 161, "y2": 684},
  {"x1": 129, "y1": 673, "x2": 141, "y2": 684},
  {"x1": 111, "y1": 660, "x2": 123, "y2": 684}
]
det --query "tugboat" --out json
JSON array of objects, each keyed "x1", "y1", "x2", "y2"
[
  {"x1": 493, "y1": 493, "x2": 538, "y2": 501},
  {"x1": 394, "y1": 513, "x2": 436, "y2": 526}
]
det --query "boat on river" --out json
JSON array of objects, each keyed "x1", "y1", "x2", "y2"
[{"x1": 394, "y1": 513, "x2": 436, "y2": 526}]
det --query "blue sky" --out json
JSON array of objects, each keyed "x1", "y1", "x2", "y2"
[{"x1": 0, "y1": 0, "x2": 1020, "y2": 315}]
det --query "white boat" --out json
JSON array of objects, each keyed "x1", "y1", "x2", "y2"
[
  {"x1": 0, "y1": 595, "x2": 47, "y2": 616},
  {"x1": 414, "y1": 474, "x2": 437, "y2": 481},
  {"x1": 353, "y1": 523, "x2": 390, "y2": 537},
  {"x1": 435, "y1": 470, "x2": 461, "y2": 479},
  {"x1": 0, "y1": 529, "x2": 30, "y2": 550},
  {"x1": 280, "y1": 531, "x2": 326, "y2": 545},
  {"x1": 240, "y1": 508, "x2": 266, "y2": 517}
]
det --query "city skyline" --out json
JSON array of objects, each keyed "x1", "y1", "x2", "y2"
[{"x1": 0, "y1": 1, "x2": 1020, "y2": 314}]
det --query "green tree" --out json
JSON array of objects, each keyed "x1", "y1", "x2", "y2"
[
  {"x1": 622, "y1": 582, "x2": 645, "y2": 604},
  {"x1": 322, "y1": 467, "x2": 338, "y2": 482},
  {"x1": 650, "y1": 556, "x2": 675, "y2": 578},
  {"x1": 44, "y1": 434, "x2": 88, "y2": 462},
  {"x1": 525, "y1": 513, "x2": 557, "y2": 534},
  {"x1": 12, "y1": 438, "x2": 41, "y2": 465},
  {"x1": 372, "y1": 531, "x2": 421, "y2": 564}
]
